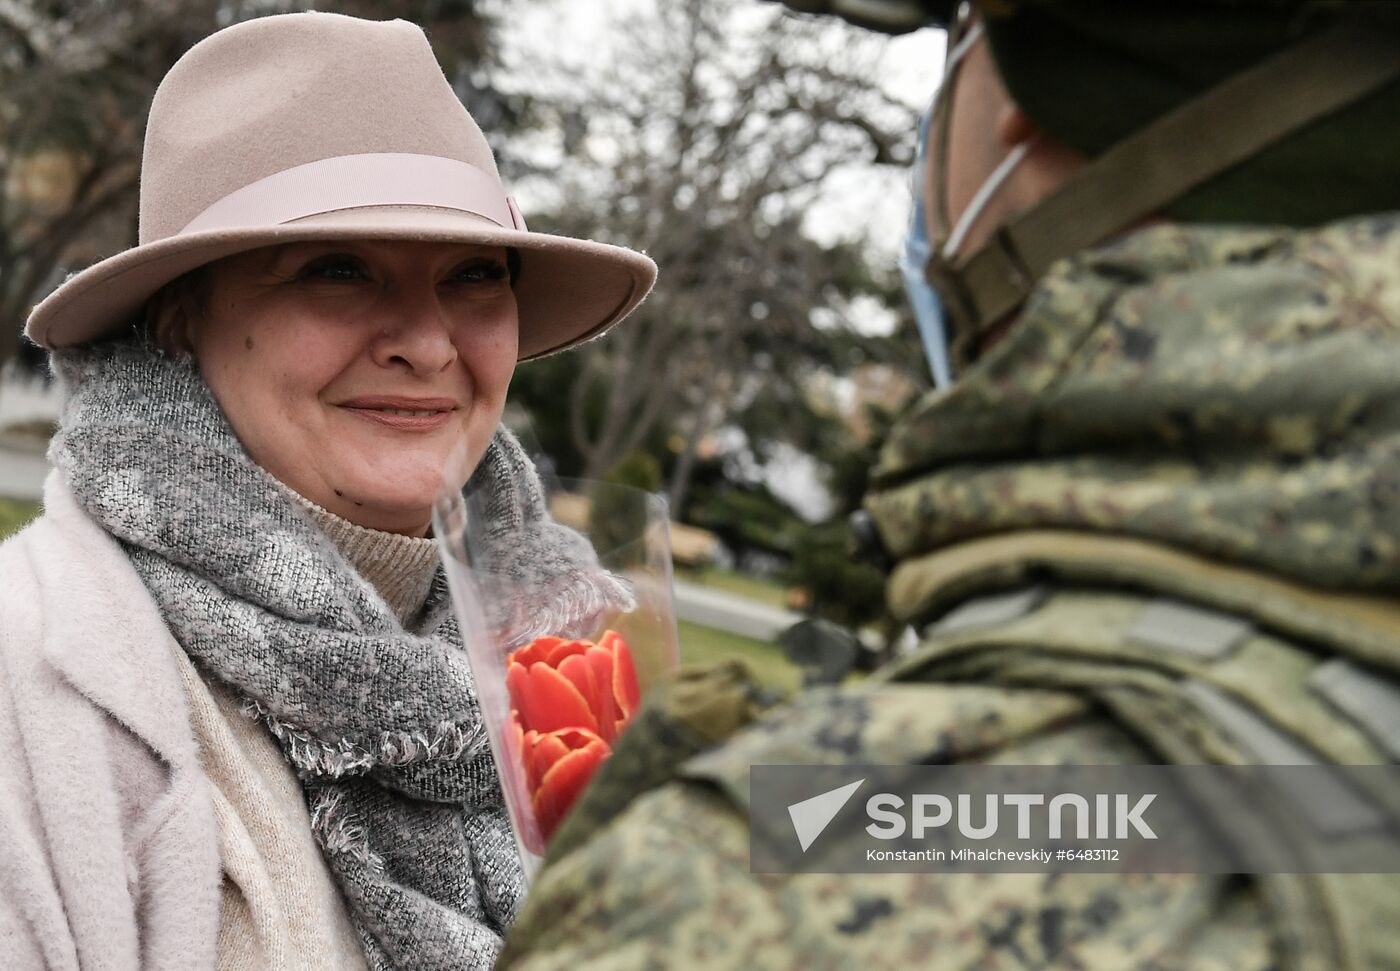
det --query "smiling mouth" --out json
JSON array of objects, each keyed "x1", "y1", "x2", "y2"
[{"x1": 336, "y1": 398, "x2": 460, "y2": 431}]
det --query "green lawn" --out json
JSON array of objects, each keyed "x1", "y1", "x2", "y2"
[
  {"x1": 686, "y1": 566, "x2": 791, "y2": 609},
  {"x1": 676, "y1": 618, "x2": 801, "y2": 693},
  {"x1": 0, "y1": 498, "x2": 40, "y2": 541}
]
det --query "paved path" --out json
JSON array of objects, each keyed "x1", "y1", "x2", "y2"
[
  {"x1": 0, "y1": 446, "x2": 48, "y2": 502},
  {"x1": 672, "y1": 578, "x2": 801, "y2": 643}
]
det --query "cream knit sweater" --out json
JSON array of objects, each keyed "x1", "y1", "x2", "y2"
[{"x1": 175, "y1": 494, "x2": 441, "y2": 970}]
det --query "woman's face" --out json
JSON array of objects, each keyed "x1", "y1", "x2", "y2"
[{"x1": 186, "y1": 239, "x2": 518, "y2": 536}]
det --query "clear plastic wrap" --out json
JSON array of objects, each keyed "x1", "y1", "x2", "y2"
[{"x1": 433, "y1": 446, "x2": 679, "y2": 878}]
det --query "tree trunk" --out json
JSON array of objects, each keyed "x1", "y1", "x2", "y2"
[{"x1": 666, "y1": 409, "x2": 707, "y2": 518}]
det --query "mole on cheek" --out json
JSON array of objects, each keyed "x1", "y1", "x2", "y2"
[{"x1": 244, "y1": 336, "x2": 254, "y2": 351}]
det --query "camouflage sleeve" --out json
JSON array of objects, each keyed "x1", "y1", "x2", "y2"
[{"x1": 499, "y1": 705, "x2": 1276, "y2": 970}]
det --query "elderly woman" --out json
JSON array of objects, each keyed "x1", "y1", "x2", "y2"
[{"x1": 0, "y1": 11, "x2": 654, "y2": 971}]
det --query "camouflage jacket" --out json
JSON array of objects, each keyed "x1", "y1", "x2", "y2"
[{"x1": 499, "y1": 215, "x2": 1400, "y2": 970}]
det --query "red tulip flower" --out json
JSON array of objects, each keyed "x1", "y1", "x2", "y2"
[
  {"x1": 507, "y1": 630, "x2": 640, "y2": 743},
  {"x1": 516, "y1": 724, "x2": 609, "y2": 846},
  {"x1": 506, "y1": 630, "x2": 642, "y2": 846}
]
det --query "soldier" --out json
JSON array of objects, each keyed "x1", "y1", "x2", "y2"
[{"x1": 499, "y1": 2, "x2": 1400, "y2": 967}]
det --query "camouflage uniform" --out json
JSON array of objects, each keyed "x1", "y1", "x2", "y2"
[
  {"x1": 499, "y1": 215, "x2": 1400, "y2": 970},
  {"x1": 498, "y1": 0, "x2": 1400, "y2": 963}
]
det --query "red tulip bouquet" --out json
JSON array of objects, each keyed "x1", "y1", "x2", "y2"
[{"x1": 434, "y1": 462, "x2": 679, "y2": 879}]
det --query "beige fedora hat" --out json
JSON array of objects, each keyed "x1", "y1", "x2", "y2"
[{"x1": 24, "y1": 11, "x2": 656, "y2": 360}]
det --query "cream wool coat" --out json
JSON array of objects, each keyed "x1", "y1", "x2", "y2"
[{"x1": 0, "y1": 474, "x2": 366, "y2": 970}]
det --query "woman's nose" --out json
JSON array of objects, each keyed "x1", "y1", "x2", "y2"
[{"x1": 370, "y1": 284, "x2": 458, "y2": 373}]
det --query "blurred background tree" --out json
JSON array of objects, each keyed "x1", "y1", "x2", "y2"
[
  {"x1": 505, "y1": 0, "x2": 919, "y2": 506},
  {"x1": 500, "y1": 0, "x2": 927, "y2": 646}
]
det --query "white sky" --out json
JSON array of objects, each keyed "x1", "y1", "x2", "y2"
[{"x1": 806, "y1": 22, "x2": 944, "y2": 261}]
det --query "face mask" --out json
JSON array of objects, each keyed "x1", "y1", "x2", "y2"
[
  {"x1": 899, "y1": 106, "x2": 953, "y2": 388},
  {"x1": 901, "y1": 19, "x2": 1034, "y2": 383}
]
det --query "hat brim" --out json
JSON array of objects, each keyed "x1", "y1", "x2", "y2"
[{"x1": 24, "y1": 206, "x2": 657, "y2": 361}]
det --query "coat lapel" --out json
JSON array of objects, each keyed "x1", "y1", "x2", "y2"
[{"x1": 34, "y1": 471, "x2": 198, "y2": 767}]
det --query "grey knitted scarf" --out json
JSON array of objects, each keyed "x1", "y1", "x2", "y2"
[{"x1": 49, "y1": 340, "x2": 626, "y2": 970}]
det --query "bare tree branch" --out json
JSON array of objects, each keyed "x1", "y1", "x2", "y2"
[{"x1": 519, "y1": 0, "x2": 916, "y2": 491}]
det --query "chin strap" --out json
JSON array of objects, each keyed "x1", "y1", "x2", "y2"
[{"x1": 932, "y1": 18, "x2": 1400, "y2": 363}]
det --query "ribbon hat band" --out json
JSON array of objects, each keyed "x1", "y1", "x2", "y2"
[{"x1": 178, "y1": 152, "x2": 526, "y2": 236}]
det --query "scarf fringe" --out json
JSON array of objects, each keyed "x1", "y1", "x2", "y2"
[
  {"x1": 310, "y1": 789, "x2": 386, "y2": 875},
  {"x1": 243, "y1": 699, "x2": 487, "y2": 779}
]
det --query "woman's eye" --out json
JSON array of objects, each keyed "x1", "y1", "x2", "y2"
[
  {"x1": 299, "y1": 255, "x2": 368, "y2": 281},
  {"x1": 449, "y1": 259, "x2": 510, "y2": 285}
]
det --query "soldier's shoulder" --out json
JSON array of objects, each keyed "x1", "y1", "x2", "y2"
[{"x1": 500, "y1": 680, "x2": 1269, "y2": 971}]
